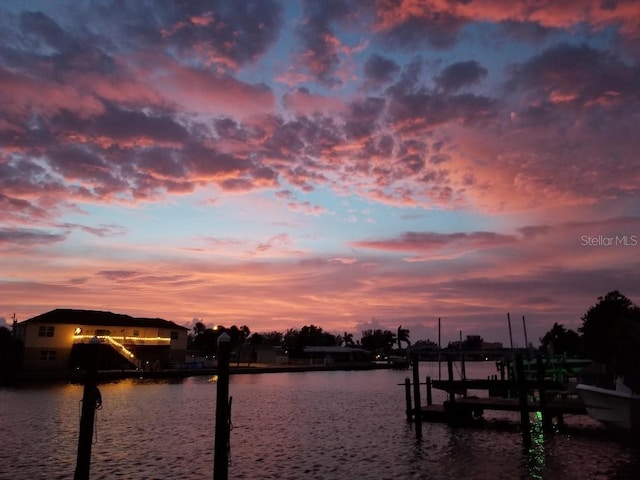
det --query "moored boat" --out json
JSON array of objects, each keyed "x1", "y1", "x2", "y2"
[{"x1": 576, "y1": 378, "x2": 640, "y2": 432}]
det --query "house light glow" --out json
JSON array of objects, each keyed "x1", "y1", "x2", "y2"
[
  {"x1": 73, "y1": 334, "x2": 171, "y2": 343},
  {"x1": 73, "y1": 334, "x2": 172, "y2": 359}
]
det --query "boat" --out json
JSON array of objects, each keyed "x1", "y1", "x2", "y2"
[
  {"x1": 373, "y1": 354, "x2": 410, "y2": 369},
  {"x1": 576, "y1": 377, "x2": 640, "y2": 432},
  {"x1": 388, "y1": 355, "x2": 410, "y2": 369}
]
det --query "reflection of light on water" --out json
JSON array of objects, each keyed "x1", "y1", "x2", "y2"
[{"x1": 526, "y1": 411, "x2": 546, "y2": 480}]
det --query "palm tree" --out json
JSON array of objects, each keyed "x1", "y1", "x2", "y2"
[
  {"x1": 397, "y1": 326, "x2": 411, "y2": 350},
  {"x1": 343, "y1": 331, "x2": 354, "y2": 347}
]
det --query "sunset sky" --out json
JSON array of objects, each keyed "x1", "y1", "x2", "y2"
[{"x1": 2, "y1": 0, "x2": 640, "y2": 346}]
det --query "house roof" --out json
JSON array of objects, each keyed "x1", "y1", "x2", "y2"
[{"x1": 21, "y1": 309, "x2": 188, "y2": 330}]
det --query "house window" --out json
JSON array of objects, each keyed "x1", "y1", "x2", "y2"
[
  {"x1": 38, "y1": 326, "x2": 55, "y2": 337},
  {"x1": 133, "y1": 330, "x2": 140, "y2": 337},
  {"x1": 170, "y1": 331, "x2": 179, "y2": 340},
  {"x1": 95, "y1": 329, "x2": 111, "y2": 336},
  {"x1": 40, "y1": 350, "x2": 57, "y2": 361}
]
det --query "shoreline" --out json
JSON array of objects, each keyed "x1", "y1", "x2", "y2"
[{"x1": 4, "y1": 361, "x2": 400, "y2": 385}]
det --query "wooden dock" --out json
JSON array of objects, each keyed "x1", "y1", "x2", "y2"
[
  {"x1": 403, "y1": 352, "x2": 590, "y2": 446},
  {"x1": 419, "y1": 396, "x2": 586, "y2": 422}
]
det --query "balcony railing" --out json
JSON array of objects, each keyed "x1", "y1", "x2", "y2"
[{"x1": 73, "y1": 334, "x2": 172, "y2": 347}]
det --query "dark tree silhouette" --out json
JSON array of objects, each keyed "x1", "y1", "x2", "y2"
[
  {"x1": 284, "y1": 325, "x2": 338, "y2": 357},
  {"x1": 227, "y1": 325, "x2": 251, "y2": 366},
  {"x1": 187, "y1": 321, "x2": 207, "y2": 349},
  {"x1": 539, "y1": 322, "x2": 581, "y2": 357},
  {"x1": 189, "y1": 327, "x2": 220, "y2": 357},
  {"x1": 257, "y1": 331, "x2": 284, "y2": 346},
  {"x1": 579, "y1": 291, "x2": 640, "y2": 390},
  {"x1": 397, "y1": 326, "x2": 411, "y2": 350},
  {"x1": 193, "y1": 321, "x2": 206, "y2": 336},
  {"x1": 0, "y1": 326, "x2": 23, "y2": 385},
  {"x1": 343, "y1": 331, "x2": 354, "y2": 347},
  {"x1": 247, "y1": 333, "x2": 262, "y2": 367},
  {"x1": 360, "y1": 329, "x2": 395, "y2": 353}
]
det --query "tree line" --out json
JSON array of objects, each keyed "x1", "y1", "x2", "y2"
[
  {"x1": 187, "y1": 322, "x2": 412, "y2": 361},
  {"x1": 538, "y1": 290, "x2": 640, "y2": 390}
]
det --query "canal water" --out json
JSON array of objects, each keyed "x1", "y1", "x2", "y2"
[{"x1": 1, "y1": 362, "x2": 638, "y2": 479}]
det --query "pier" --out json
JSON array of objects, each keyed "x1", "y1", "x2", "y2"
[{"x1": 403, "y1": 352, "x2": 589, "y2": 446}]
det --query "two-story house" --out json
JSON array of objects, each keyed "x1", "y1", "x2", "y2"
[{"x1": 14, "y1": 309, "x2": 189, "y2": 371}]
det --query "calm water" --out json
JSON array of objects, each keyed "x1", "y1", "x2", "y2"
[{"x1": 1, "y1": 362, "x2": 639, "y2": 479}]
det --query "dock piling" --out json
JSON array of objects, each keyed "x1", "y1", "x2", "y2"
[
  {"x1": 404, "y1": 378, "x2": 412, "y2": 421},
  {"x1": 74, "y1": 340, "x2": 100, "y2": 480},
  {"x1": 515, "y1": 354, "x2": 531, "y2": 448},
  {"x1": 411, "y1": 356, "x2": 422, "y2": 439},
  {"x1": 447, "y1": 358, "x2": 455, "y2": 404},
  {"x1": 214, "y1": 333, "x2": 231, "y2": 480},
  {"x1": 405, "y1": 351, "x2": 588, "y2": 449},
  {"x1": 536, "y1": 355, "x2": 552, "y2": 432}
]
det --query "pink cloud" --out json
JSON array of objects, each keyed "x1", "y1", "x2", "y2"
[
  {"x1": 286, "y1": 201, "x2": 326, "y2": 216},
  {"x1": 153, "y1": 60, "x2": 275, "y2": 118},
  {"x1": 374, "y1": 0, "x2": 640, "y2": 39},
  {"x1": 0, "y1": 69, "x2": 104, "y2": 119}
]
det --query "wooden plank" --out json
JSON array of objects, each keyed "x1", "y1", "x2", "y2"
[
  {"x1": 437, "y1": 396, "x2": 586, "y2": 414},
  {"x1": 431, "y1": 379, "x2": 563, "y2": 392}
]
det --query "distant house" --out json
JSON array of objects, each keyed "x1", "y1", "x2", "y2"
[
  {"x1": 297, "y1": 346, "x2": 372, "y2": 365},
  {"x1": 237, "y1": 345, "x2": 288, "y2": 364},
  {"x1": 13, "y1": 309, "x2": 188, "y2": 371}
]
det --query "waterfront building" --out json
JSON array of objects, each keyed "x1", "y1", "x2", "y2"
[
  {"x1": 13, "y1": 309, "x2": 188, "y2": 371},
  {"x1": 297, "y1": 346, "x2": 372, "y2": 365}
]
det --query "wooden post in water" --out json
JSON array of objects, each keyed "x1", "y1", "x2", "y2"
[
  {"x1": 74, "y1": 338, "x2": 100, "y2": 480},
  {"x1": 214, "y1": 332, "x2": 231, "y2": 480},
  {"x1": 459, "y1": 330, "x2": 466, "y2": 381},
  {"x1": 515, "y1": 353, "x2": 531, "y2": 448},
  {"x1": 426, "y1": 376, "x2": 432, "y2": 406},
  {"x1": 447, "y1": 358, "x2": 455, "y2": 404},
  {"x1": 498, "y1": 361, "x2": 505, "y2": 381},
  {"x1": 412, "y1": 355, "x2": 422, "y2": 439},
  {"x1": 536, "y1": 355, "x2": 552, "y2": 432},
  {"x1": 404, "y1": 378, "x2": 412, "y2": 421}
]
